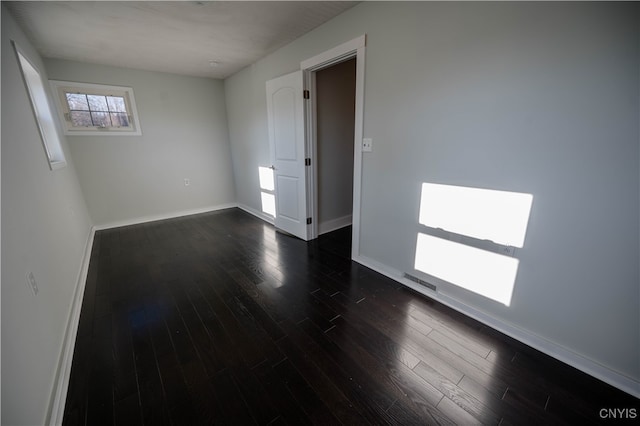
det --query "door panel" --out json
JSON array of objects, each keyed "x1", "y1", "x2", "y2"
[
  {"x1": 266, "y1": 71, "x2": 308, "y2": 240},
  {"x1": 275, "y1": 176, "x2": 299, "y2": 221},
  {"x1": 273, "y1": 88, "x2": 298, "y2": 161}
]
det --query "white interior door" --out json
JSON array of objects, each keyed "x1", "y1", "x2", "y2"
[{"x1": 266, "y1": 71, "x2": 309, "y2": 240}]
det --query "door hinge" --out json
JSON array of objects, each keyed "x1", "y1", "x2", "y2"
[
  {"x1": 306, "y1": 217, "x2": 312, "y2": 225},
  {"x1": 303, "y1": 90, "x2": 310, "y2": 99},
  {"x1": 305, "y1": 158, "x2": 311, "y2": 166}
]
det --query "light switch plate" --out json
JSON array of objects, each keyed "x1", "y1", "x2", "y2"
[{"x1": 362, "y1": 138, "x2": 373, "y2": 152}]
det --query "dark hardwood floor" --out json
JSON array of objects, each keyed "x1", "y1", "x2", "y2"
[{"x1": 63, "y1": 208, "x2": 638, "y2": 425}]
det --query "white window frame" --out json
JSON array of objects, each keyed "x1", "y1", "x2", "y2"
[
  {"x1": 50, "y1": 80, "x2": 142, "y2": 136},
  {"x1": 12, "y1": 41, "x2": 67, "y2": 170}
]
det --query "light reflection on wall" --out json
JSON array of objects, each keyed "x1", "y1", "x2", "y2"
[
  {"x1": 261, "y1": 192, "x2": 276, "y2": 217},
  {"x1": 261, "y1": 226, "x2": 284, "y2": 287},
  {"x1": 419, "y1": 183, "x2": 532, "y2": 247},
  {"x1": 259, "y1": 166, "x2": 276, "y2": 217},
  {"x1": 415, "y1": 233, "x2": 519, "y2": 306},
  {"x1": 414, "y1": 183, "x2": 533, "y2": 306},
  {"x1": 258, "y1": 166, "x2": 275, "y2": 191}
]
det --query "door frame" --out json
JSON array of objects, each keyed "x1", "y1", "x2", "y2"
[{"x1": 300, "y1": 35, "x2": 366, "y2": 259}]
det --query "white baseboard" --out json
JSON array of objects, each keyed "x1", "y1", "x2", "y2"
[
  {"x1": 93, "y1": 203, "x2": 238, "y2": 230},
  {"x1": 319, "y1": 214, "x2": 352, "y2": 235},
  {"x1": 353, "y1": 254, "x2": 640, "y2": 399},
  {"x1": 47, "y1": 226, "x2": 95, "y2": 426},
  {"x1": 237, "y1": 203, "x2": 275, "y2": 225}
]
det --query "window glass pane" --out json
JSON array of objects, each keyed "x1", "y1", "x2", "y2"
[
  {"x1": 87, "y1": 95, "x2": 108, "y2": 112},
  {"x1": 110, "y1": 113, "x2": 129, "y2": 127},
  {"x1": 70, "y1": 111, "x2": 92, "y2": 127},
  {"x1": 51, "y1": 80, "x2": 142, "y2": 135},
  {"x1": 66, "y1": 93, "x2": 89, "y2": 111},
  {"x1": 106, "y1": 96, "x2": 127, "y2": 113},
  {"x1": 91, "y1": 111, "x2": 111, "y2": 127}
]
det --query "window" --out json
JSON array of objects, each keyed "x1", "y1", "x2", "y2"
[
  {"x1": 50, "y1": 80, "x2": 142, "y2": 136},
  {"x1": 12, "y1": 41, "x2": 67, "y2": 170}
]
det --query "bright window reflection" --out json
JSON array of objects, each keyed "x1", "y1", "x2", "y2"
[
  {"x1": 419, "y1": 183, "x2": 532, "y2": 247},
  {"x1": 261, "y1": 226, "x2": 284, "y2": 287},
  {"x1": 259, "y1": 166, "x2": 276, "y2": 217},
  {"x1": 261, "y1": 192, "x2": 276, "y2": 217},
  {"x1": 415, "y1": 233, "x2": 518, "y2": 306},
  {"x1": 259, "y1": 166, "x2": 275, "y2": 191}
]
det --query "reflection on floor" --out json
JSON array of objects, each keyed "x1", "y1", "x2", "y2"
[{"x1": 63, "y1": 208, "x2": 637, "y2": 425}]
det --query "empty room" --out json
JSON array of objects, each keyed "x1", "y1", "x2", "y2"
[{"x1": 1, "y1": 1, "x2": 638, "y2": 425}]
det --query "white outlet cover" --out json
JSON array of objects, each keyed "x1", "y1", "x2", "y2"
[{"x1": 362, "y1": 138, "x2": 373, "y2": 152}]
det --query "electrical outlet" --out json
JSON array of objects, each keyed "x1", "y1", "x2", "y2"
[
  {"x1": 184, "y1": 178, "x2": 190, "y2": 186},
  {"x1": 362, "y1": 138, "x2": 373, "y2": 152},
  {"x1": 26, "y1": 271, "x2": 39, "y2": 296}
]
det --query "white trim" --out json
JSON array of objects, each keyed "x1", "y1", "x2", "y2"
[
  {"x1": 237, "y1": 203, "x2": 275, "y2": 225},
  {"x1": 93, "y1": 203, "x2": 237, "y2": 230},
  {"x1": 350, "y1": 44, "x2": 366, "y2": 259},
  {"x1": 300, "y1": 35, "x2": 365, "y2": 70},
  {"x1": 353, "y1": 254, "x2": 640, "y2": 399},
  {"x1": 12, "y1": 40, "x2": 67, "y2": 170},
  {"x1": 300, "y1": 35, "x2": 366, "y2": 258},
  {"x1": 304, "y1": 71, "x2": 319, "y2": 239},
  {"x1": 50, "y1": 160, "x2": 67, "y2": 171},
  {"x1": 47, "y1": 227, "x2": 95, "y2": 425},
  {"x1": 319, "y1": 215, "x2": 352, "y2": 235}
]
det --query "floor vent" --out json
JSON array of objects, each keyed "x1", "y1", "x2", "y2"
[{"x1": 404, "y1": 273, "x2": 437, "y2": 292}]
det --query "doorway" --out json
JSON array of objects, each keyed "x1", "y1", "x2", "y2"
[
  {"x1": 264, "y1": 36, "x2": 365, "y2": 252},
  {"x1": 302, "y1": 35, "x2": 366, "y2": 258},
  {"x1": 314, "y1": 58, "x2": 356, "y2": 237}
]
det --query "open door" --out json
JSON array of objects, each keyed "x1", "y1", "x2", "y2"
[{"x1": 266, "y1": 71, "x2": 309, "y2": 240}]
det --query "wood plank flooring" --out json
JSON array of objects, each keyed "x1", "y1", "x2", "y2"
[{"x1": 63, "y1": 208, "x2": 638, "y2": 425}]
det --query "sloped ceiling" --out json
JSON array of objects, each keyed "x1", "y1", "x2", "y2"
[{"x1": 4, "y1": 1, "x2": 359, "y2": 78}]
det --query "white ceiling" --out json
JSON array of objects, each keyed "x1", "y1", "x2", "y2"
[{"x1": 4, "y1": 1, "x2": 359, "y2": 79}]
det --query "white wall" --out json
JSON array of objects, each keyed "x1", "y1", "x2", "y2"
[
  {"x1": 1, "y1": 6, "x2": 93, "y2": 425},
  {"x1": 316, "y1": 58, "x2": 355, "y2": 231},
  {"x1": 224, "y1": 1, "x2": 640, "y2": 389},
  {"x1": 44, "y1": 59, "x2": 236, "y2": 226}
]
